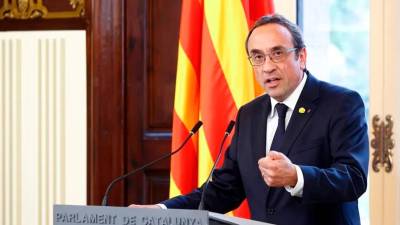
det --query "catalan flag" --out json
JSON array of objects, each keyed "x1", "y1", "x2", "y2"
[{"x1": 170, "y1": 0, "x2": 274, "y2": 218}]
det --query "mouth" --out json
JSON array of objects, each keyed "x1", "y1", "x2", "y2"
[
  {"x1": 265, "y1": 77, "x2": 281, "y2": 88},
  {"x1": 266, "y1": 77, "x2": 280, "y2": 83}
]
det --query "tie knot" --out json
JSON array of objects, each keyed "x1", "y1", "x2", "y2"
[{"x1": 275, "y1": 103, "x2": 288, "y2": 119}]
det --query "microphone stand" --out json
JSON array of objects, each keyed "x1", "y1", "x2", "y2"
[
  {"x1": 198, "y1": 121, "x2": 235, "y2": 210},
  {"x1": 101, "y1": 121, "x2": 203, "y2": 206}
]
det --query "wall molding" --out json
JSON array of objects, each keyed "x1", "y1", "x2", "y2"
[{"x1": 0, "y1": 0, "x2": 85, "y2": 20}]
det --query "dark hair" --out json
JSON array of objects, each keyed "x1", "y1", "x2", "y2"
[{"x1": 245, "y1": 14, "x2": 305, "y2": 55}]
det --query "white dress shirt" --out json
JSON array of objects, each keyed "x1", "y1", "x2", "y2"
[{"x1": 266, "y1": 73, "x2": 308, "y2": 197}]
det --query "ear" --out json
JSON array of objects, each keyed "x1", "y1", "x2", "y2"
[{"x1": 298, "y1": 47, "x2": 307, "y2": 70}]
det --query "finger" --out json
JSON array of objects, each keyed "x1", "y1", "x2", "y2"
[
  {"x1": 259, "y1": 155, "x2": 280, "y2": 171},
  {"x1": 264, "y1": 169, "x2": 277, "y2": 178},
  {"x1": 264, "y1": 158, "x2": 279, "y2": 170},
  {"x1": 258, "y1": 157, "x2": 267, "y2": 164},
  {"x1": 128, "y1": 204, "x2": 160, "y2": 209},
  {"x1": 258, "y1": 157, "x2": 269, "y2": 168},
  {"x1": 264, "y1": 174, "x2": 279, "y2": 187},
  {"x1": 264, "y1": 171, "x2": 283, "y2": 187},
  {"x1": 259, "y1": 165, "x2": 268, "y2": 177},
  {"x1": 267, "y1": 151, "x2": 284, "y2": 160}
]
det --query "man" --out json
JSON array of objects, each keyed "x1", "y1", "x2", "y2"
[{"x1": 131, "y1": 14, "x2": 369, "y2": 225}]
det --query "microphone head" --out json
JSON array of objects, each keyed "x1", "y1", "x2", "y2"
[
  {"x1": 226, "y1": 120, "x2": 235, "y2": 134},
  {"x1": 190, "y1": 121, "x2": 203, "y2": 134}
]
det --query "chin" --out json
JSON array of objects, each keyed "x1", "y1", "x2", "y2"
[
  {"x1": 266, "y1": 89, "x2": 278, "y2": 98},
  {"x1": 269, "y1": 94, "x2": 285, "y2": 102}
]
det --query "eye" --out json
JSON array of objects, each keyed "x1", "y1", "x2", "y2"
[
  {"x1": 271, "y1": 49, "x2": 284, "y2": 58},
  {"x1": 252, "y1": 53, "x2": 265, "y2": 61}
]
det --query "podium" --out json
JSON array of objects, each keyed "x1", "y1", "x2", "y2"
[{"x1": 54, "y1": 205, "x2": 273, "y2": 225}]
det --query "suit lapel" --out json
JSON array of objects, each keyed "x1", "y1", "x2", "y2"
[
  {"x1": 252, "y1": 95, "x2": 271, "y2": 161},
  {"x1": 279, "y1": 75, "x2": 320, "y2": 156}
]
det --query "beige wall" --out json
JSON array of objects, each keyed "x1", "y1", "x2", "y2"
[
  {"x1": 0, "y1": 31, "x2": 87, "y2": 225},
  {"x1": 370, "y1": 0, "x2": 400, "y2": 224},
  {"x1": 275, "y1": 0, "x2": 297, "y2": 23}
]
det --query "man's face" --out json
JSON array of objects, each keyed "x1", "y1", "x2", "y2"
[{"x1": 247, "y1": 23, "x2": 307, "y2": 102}]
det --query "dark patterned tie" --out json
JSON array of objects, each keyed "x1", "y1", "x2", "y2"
[{"x1": 270, "y1": 103, "x2": 288, "y2": 150}]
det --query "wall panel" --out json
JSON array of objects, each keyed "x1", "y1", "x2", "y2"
[{"x1": 0, "y1": 31, "x2": 86, "y2": 225}]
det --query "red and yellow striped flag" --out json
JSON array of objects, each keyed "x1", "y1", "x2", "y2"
[{"x1": 170, "y1": 0, "x2": 274, "y2": 218}]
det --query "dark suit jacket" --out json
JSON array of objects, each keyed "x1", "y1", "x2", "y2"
[{"x1": 162, "y1": 74, "x2": 369, "y2": 225}]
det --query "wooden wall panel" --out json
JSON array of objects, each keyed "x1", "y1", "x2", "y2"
[
  {"x1": 124, "y1": 0, "x2": 146, "y2": 206},
  {"x1": 125, "y1": 0, "x2": 181, "y2": 205},
  {"x1": 144, "y1": 170, "x2": 170, "y2": 204},
  {"x1": 146, "y1": 0, "x2": 181, "y2": 130},
  {"x1": 88, "y1": 0, "x2": 125, "y2": 206},
  {"x1": 1, "y1": 0, "x2": 182, "y2": 207}
]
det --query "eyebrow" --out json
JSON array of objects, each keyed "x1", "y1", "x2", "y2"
[
  {"x1": 249, "y1": 45, "x2": 286, "y2": 55},
  {"x1": 270, "y1": 45, "x2": 286, "y2": 51},
  {"x1": 249, "y1": 49, "x2": 264, "y2": 55}
]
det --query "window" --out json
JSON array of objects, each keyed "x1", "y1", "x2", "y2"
[{"x1": 300, "y1": 1, "x2": 370, "y2": 224}]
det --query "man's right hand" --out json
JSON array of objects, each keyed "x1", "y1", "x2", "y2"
[{"x1": 128, "y1": 204, "x2": 161, "y2": 209}]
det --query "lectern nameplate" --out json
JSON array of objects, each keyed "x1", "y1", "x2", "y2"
[
  {"x1": 54, "y1": 205, "x2": 209, "y2": 225},
  {"x1": 54, "y1": 205, "x2": 274, "y2": 225}
]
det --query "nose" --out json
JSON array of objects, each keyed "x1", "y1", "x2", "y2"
[{"x1": 261, "y1": 57, "x2": 276, "y2": 73}]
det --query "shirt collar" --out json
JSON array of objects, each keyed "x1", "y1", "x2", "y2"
[{"x1": 269, "y1": 73, "x2": 308, "y2": 117}]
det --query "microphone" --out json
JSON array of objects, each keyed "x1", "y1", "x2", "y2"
[
  {"x1": 101, "y1": 121, "x2": 203, "y2": 206},
  {"x1": 198, "y1": 120, "x2": 235, "y2": 210}
]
